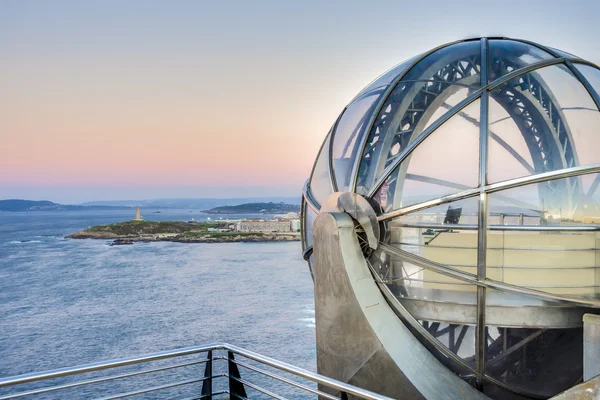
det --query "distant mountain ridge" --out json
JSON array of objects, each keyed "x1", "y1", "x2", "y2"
[
  {"x1": 80, "y1": 197, "x2": 301, "y2": 209},
  {"x1": 0, "y1": 198, "x2": 302, "y2": 212},
  {"x1": 204, "y1": 202, "x2": 300, "y2": 214},
  {"x1": 0, "y1": 199, "x2": 128, "y2": 212}
]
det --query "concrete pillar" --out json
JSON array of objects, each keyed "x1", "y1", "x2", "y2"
[{"x1": 584, "y1": 313, "x2": 600, "y2": 382}]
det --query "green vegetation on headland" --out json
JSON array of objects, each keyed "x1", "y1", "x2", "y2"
[
  {"x1": 84, "y1": 220, "x2": 218, "y2": 236},
  {"x1": 204, "y1": 202, "x2": 299, "y2": 214},
  {"x1": 67, "y1": 220, "x2": 299, "y2": 244}
]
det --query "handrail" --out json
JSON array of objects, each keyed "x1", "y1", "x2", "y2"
[
  {"x1": 391, "y1": 222, "x2": 600, "y2": 231},
  {"x1": 0, "y1": 343, "x2": 393, "y2": 400},
  {"x1": 0, "y1": 343, "x2": 221, "y2": 388},
  {"x1": 223, "y1": 343, "x2": 391, "y2": 399}
]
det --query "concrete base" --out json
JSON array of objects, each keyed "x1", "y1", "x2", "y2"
[
  {"x1": 551, "y1": 375, "x2": 600, "y2": 400},
  {"x1": 312, "y1": 212, "x2": 485, "y2": 400}
]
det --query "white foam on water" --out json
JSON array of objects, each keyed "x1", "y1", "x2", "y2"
[{"x1": 8, "y1": 240, "x2": 41, "y2": 244}]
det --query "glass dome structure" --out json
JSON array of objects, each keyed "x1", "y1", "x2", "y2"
[{"x1": 301, "y1": 38, "x2": 600, "y2": 399}]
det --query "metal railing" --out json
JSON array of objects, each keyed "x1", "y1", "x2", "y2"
[{"x1": 0, "y1": 343, "x2": 392, "y2": 400}]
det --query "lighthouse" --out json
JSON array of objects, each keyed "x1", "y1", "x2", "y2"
[{"x1": 134, "y1": 206, "x2": 142, "y2": 221}]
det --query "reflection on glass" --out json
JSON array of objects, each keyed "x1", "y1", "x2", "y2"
[
  {"x1": 487, "y1": 174, "x2": 600, "y2": 299},
  {"x1": 353, "y1": 54, "x2": 421, "y2": 100},
  {"x1": 309, "y1": 132, "x2": 333, "y2": 205},
  {"x1": 402, "y1": 40, "x2": 482, "y2": 84},
  {"x1": 357, "y1": 84, "x2": 476, "y2": 196},
  {"x1": 548, "y1": 46, "x2": 580, "y2": 59},
  {"x1": 369, "y1": 247, "x2": 476, "y2": 366},
  {"x1": 332, "y1": 88, "x2": 384, "y2": 192},
  {"x1": 301, "y1": 198, "x2": 307, "y2": 250},
  {"x1": 304, "y1": 207, "x2": 317, "y2": 248},
  {"x1": 574, "y1": 63, "x2": 600, "y2": 100},
  {"x1": 372, "y1": 100, "x2": 480, "y2": 212},
  {"x1": 488, "y1": 40, "x2": 554, "y2": 81},
  {"x1": 488, "y1": 64, "x2": 600, "y2": 184}
]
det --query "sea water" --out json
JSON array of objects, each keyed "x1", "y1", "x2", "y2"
[{"x1": 0, "y1": 209, "x2": 315, "y2": 398}]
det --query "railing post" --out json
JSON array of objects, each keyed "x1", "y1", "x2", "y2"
[
  {"x1": 228, "y1": 351, "x2": 247, "y2": 399},
  {"x1": 200, "y1": 350, "x2": 213, "y2": 399}
]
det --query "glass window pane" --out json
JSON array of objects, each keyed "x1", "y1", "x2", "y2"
[
  {"x1": 332, "y1": 88, "x2": 384, "y2": 192},
  {"x1": 301, "y1": 198, "x2": 307, "y2": 250},
  {"x1": 369, "y1": 247, "x2": 477, "y2": 367},
  {"x1": 488, "y1": 64, "x2": 600, "y2": 184},
  {"x1": 356, "y1": 84, "x2": 477, "y2": 196},
  {"x1": 353, "y1": 54, "x2": 421, "y2": 100},
  {"x1": 574, "y1": 63, "x2": 600, "y2": 100},
  {"x1": 372, "y1": 100, "x2": 480, "y2": 212},
  {"x1": 355, "y1": 41, "x2": 482, "y2": 196},
  {"x1": 486, "y1": 173, "x2": 600, "y2": 300},
  {"x1": 488, "y1": 39, "x2": 554, "y2": 82},
  {"x1": 402, "y1": 41, "x2": 482, "y2": 85},
  {"x1": 548, "y1": 46, "x2": 580, "y2": 59},
  {"x1": 309, "y1": 132, "x2": 333, "y2": 205},
  {"x1": 382, "y1": 197, "x2": 480, "y2": 273},
  {"x1": 303, "y1": 206, "x2": 317, "y2": 249}
]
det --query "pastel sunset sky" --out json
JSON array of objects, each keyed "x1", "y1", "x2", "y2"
[{"x1": 1, "y1": 0, "x2": 599, "y2": 203}]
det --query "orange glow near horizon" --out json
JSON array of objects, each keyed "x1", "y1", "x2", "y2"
[{"x1": 2, "y1": 1, "x2": 600, "y2": 202}]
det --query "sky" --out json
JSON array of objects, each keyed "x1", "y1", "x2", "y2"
[{"x1": 1, "y1": 0, "x2": 600, "y2": 203}]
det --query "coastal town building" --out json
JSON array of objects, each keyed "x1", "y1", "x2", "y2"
[
  {"x1": 235, "y1": 217, "x2": 302, "y2": 233},
  {"x1": 289, "y1": 219, "x2": 301, "y2": 232},
  {"x1": 236, "y1": 219, "x2": 291, "y2": 232}
]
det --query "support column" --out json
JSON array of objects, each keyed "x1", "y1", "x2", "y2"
[
  {"x1": 312, "y1": 211, "x2": 484, "y2": 400},
  {"x1": 584, "y1": 314, "x2": 600, "y2": 382}
]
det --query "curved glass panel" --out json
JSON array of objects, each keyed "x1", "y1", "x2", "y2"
[
  {"x1": 353, "y1": 54, "x2": 421, "y2": 100},
  {"x1": 301, "y1": 197, "x2": 308, "y2": 251},
  {"x1": 382, "y1": 197, "x2": 480, "y2": 269},
  {"x1": 486, "y1": 172, "x2": 600, "y2": 300},
  {"x1": 355, "y1": 41, "x2": 482, "y2": 195},
  {"x1": 548, "y1": 46, "x2": 580, "y2": 59},
  {"x1": 488, "y1": 64, "x2": 600, "y2": 184},
  {"x1": 332, "y1": 87, "x2": 385, "y2": 192},
  {"x1": 574, "y1": 63, "x2": 600, "y2": 100},
  {"x1": 402, "y1": 40, "x2": 482, "y2": 84},
  {"x1": 308, "y1": 132, "x2": 333, "y2": 205},
  {"x1": 303, "y1": 206, "x2": 317, "y2": 249},
  {"x1": 372, "y1": 100, "x2": 480, "y2": 212},
  {"x1": 488, "y1": 40, "x2": 555, "y2": 82},
  {"x1": 369, "y1": 247, "x2": 477, "y2": 368},
  {"x1": 356, "y1": 84, "x2": 477, "y2": 195}
]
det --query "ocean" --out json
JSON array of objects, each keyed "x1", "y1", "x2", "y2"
[{"x1": 0, "y1": 209, "x2": 316, "y2": 398}]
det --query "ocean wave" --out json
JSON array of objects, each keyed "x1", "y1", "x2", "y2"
[{"x1": 8, "y1": 240, "x2": 42, "y2": 244}]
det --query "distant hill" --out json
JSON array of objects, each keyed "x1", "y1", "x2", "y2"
[
  {"x1": 80, "y1": 197, "x2": 301, "y2": 209},
  {"x1": 204, "y1": 202, "x2": 300, "y2": 215},
  {"x1": 0, "y1": 199, "x2": 128, "y2": 212}
]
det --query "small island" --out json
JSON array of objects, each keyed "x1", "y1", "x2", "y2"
[{"x1": 67, "y1": 220, "x2": 300, "y2": 245}]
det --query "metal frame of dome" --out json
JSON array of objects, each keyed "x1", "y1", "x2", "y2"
[{"x1": 301, "y1": 37, "x2": 600, "y2": 398}]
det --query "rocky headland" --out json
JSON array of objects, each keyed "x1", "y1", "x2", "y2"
[{"x1": 67, "y1": 220, "x2": 300, "y2": 245}]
